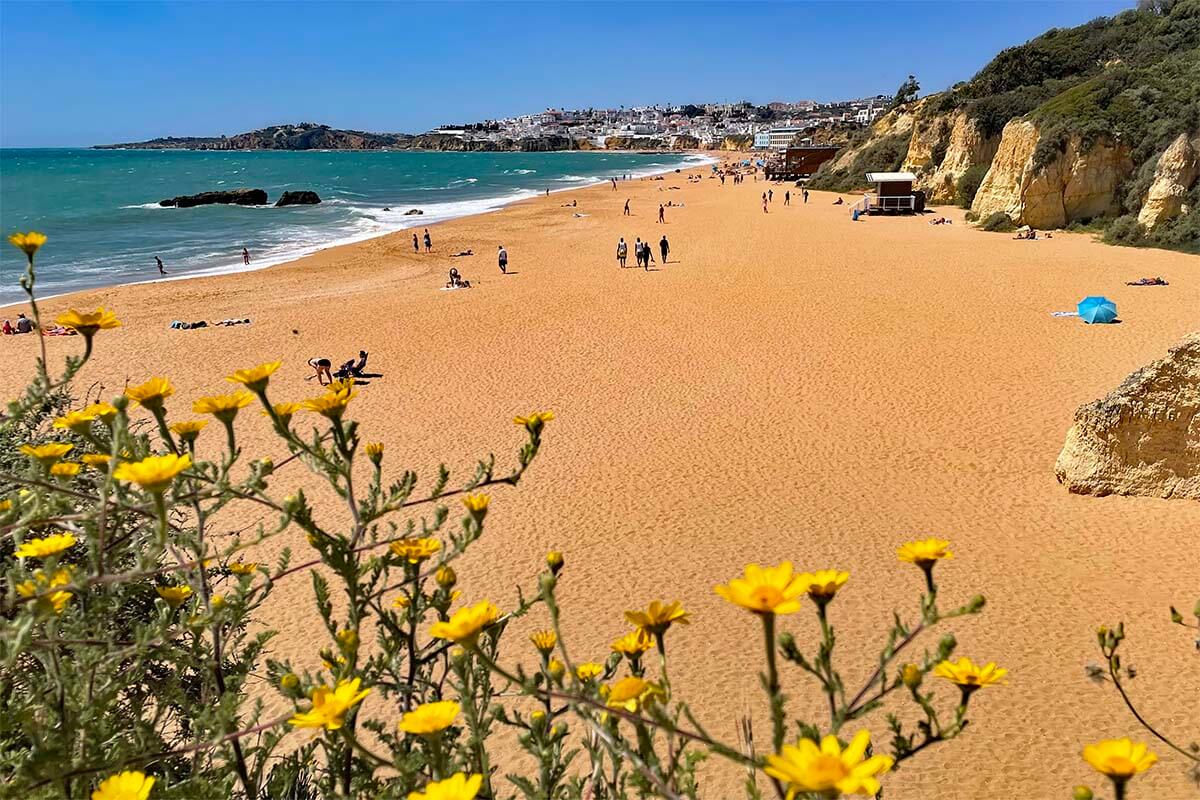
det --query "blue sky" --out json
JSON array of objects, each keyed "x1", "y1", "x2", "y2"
[{"x1": 1, "y1": 0, "x2": 1130, "y2": 148}]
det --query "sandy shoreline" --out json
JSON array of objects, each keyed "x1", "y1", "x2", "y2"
[
  {"x1": 3, "y1": 161, "x2": 1199, "y2": 798},
  {"x1": 0, "y1": 149, "x2": 716, "y2": 309}
]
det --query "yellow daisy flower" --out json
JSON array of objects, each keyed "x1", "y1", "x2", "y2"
[
  {"x1": 19, "y1": 442, "x2": 74, "y2": 466},
  {"x1": 461, "y1": 493, "x2": 490, "y2": 513},
  {"x1": 429, "y1": 600, "x2": 500, "y2": 643},
  {"x1": 611, "y1": 628, "x2": 654, "y2": 656},
  {"x1": 263, "y1": 401, "x2": 303, "y2": 428},
  {"x1": 50, "y1": 461, "x2": 82, "y2": 478},
  {"x1": 288, "y1": 678, "x2": 370, "y2": 730},
  {"x1": 765, "y1": 729, "x2": 894, "y2": 797},
  {"x1": 513, "y1": 410, "x2": 555, "y2": 434},
  {"x1": 798, "y1": 569, "x2": 850, "y2": 600},
  {"x1": 9, "y1": 231, "x2": 47, "y2": 257},
  {"x1": 91, "y1": 770, "x2": 155, "y2": 800},
  {"x1": 575, "y1": 662, "x2": 604, "y2": 681},
  {"x1": 113, "y1": 453, "x2": 192, "y2": 493},
  {"x1": 169, "y1": 419, "x2": 208, "y2": 442},
  {"x1": 55, "y1": 308, "x2": 121, "y2": 338},
  {"x1": 83, "y1": 402, "x2": 119, "y2": 423},
  {"x1": 15, "y1": 533, "x2": 77, "y2": 559},
  {"x1": 605, "y1": 676, "x2": 665, "y2": 713},
  {"x1": 125, "y1": 377, "x2": 175, "y2": 411},
  {"x1": 407, "y1": 773, "x2": 483, "y2": 800},
  {"x1": 624, "y1": 600, "x2": 689, "y2": 636},
  {"x1": 192, "y1": 391, "x2": 254, "y2": 423},
  {"x1": 1082, "y1": 737, "x2": 1157, "y2": 781},
  {"x1": 715, "y1": 562, "x2": 807, "y2": 615},
  {"x1": 398, "y1": 700, "x2": 461, "y2": 735},
  {"x1": 530, "y1": 630, "x2": 557, "y2": 655},
  {"x1": 389, "y1": 537, "x2": 441, "y2": 564},
  {"x1": 53, "y1": 409, "x2": 99, "y2": 435},
  {"x1": 933, "y1": 657, "x2": 1007, "y2": 690},
  {"x1": 897, "y1": 538, "x2": 953, "y2": 567},
  {"x1": 226, "y1": 360, "x2": 282, "y2": 393},
  {"x1": 156, "y1": 585, "x2": 193, "y2": 609}
]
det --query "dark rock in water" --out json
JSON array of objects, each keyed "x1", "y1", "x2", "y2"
[
  {"x1": 275, "y1": 190, "x2": 322, "y2": 207},
  {"x1": 159, "y1": 188, "x2": 268, "y2": 208},
  {"x1": 404, "y1": 208, "x2": 423, "y2": 216}
]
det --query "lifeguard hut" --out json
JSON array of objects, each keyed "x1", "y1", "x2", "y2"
[{"x1": 861, "y1": 171, "x2": 920, "y2": 214}]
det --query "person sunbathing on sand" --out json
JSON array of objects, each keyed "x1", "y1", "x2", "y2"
[
  {"x1": 1126, "y1": 276, "x2": 1169, "y2": 286},
  {"x1": 446, "y1": 268, "x2": 472, "y2": 289},
  {"x1": 450, "y1": 250, "x2": 474, "y2": 257},
  {"x1": 334, "y1": 351, "x2": 369, "y2": 380}
]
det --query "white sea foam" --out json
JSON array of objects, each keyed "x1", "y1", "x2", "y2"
[
  {"x1": 3, "y1": 152, "x2": 717, "y2": 307},
  {"x1": 120, "y1": 202, "x2": 168, "y2": 209}
]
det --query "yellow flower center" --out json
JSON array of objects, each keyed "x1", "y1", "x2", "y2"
[
  {"x1": 1102, "y1": 757, "x2": 1137, "y2": 777},
  {"x1": 749, "y1": 586, "x2": 785, "y2": 611},
  {"x1": 807, "y1": 754, "x2": 850, "y2": 789}
]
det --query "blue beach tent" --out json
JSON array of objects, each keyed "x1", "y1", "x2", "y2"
[{"x1": 1077, "y1": 296, "x2": 1118, "y2": 324}]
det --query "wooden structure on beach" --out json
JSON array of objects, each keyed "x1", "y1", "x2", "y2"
[
  {"x1": 858, "y1": 171, "x2": 923, "y2": 214},
  {"x1": 764, "y1": 146, "x2": 839, "y2": 180}
]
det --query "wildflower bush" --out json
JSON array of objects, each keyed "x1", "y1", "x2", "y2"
[{"x1": 0, "y1": 232, "x2": 1174, "y2": 800}]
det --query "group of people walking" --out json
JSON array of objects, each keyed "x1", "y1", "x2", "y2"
[{"x1": 616, "y1": 235, "x2": 669, "y2": 270}]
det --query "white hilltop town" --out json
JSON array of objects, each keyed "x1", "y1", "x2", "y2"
[{"x1": 428, "y1": 95, "x2": 890, "y2": 151}]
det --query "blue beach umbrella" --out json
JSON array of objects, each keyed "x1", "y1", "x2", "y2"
[{"x1": 1077, "y1": 295, "x2": 1118, "y2": 324}]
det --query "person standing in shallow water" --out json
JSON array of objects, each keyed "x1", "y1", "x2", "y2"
[
  {"x1": 497, "y1": 245, "x2": 508, "y2": 274},
  {"x1": 155, "y1": 256, "x2": 166, "y2": 275},
  {"x1": 423, "y1": 230, "x2": 432, "y2": 253},
  {"x1": 242, "y1": 248, "x2": 250, "y2": 265}
]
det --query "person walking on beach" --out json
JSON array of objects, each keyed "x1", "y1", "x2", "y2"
[
  {"x1": 634, "y1": 238, "x2": 644, "y2": 269},
  {"x1": 624, "y1": 199, "x2": 631, "y2": 216},
  {"x1": 784, "y1": 191, "x2": 790, "y2": 206},
  {"x1": 242, "y1": 248, "x2": 251, "y2": 265},
  {"x1": 768, "y1": 189, "x2": 773, "y2": 203},
  {"x1": 803, "y1": 188, "x2": 809, "y2": 204},
  {"x1": 762, "y1": 195, "x2": 768, "y2": 214},
  {"x1": 497, "y1": 245, "x2": 508, "y2": 274},
  {"x1": 423, "y1": 230, "x2": 432, "y2": 253},
  {"x1": 643, "y1": 240, "x2": 654, "y2": 270},
  {"x1": 657, "y1": 204, "x2": 665, "y2": 224},
  {"x1": 412, "y1": 233, "x2": 419, "y2": 253},
  {"x1": 659, "y1": 235, "x2": 670, "y2": 264},
  {"x1": 155, "y1": 256, "x2": 166, "y2": 275},
  {"x1": 616, "y1": 237, "x2": 628, "y2": 268}
]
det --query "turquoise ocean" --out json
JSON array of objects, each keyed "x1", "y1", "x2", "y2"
[{"x1": 0, "y1": 149, "x2": 710, "y2": 305}]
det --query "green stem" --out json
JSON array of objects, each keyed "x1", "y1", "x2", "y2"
[{"x1": 762, "y1": 614, "x2": 784, "y2": 751}]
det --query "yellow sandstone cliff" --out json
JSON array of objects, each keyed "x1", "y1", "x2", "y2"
[
  {"x1": 970, "y1": 119, "x2": 1132, "y2": 229},
  {"x1": 1137, "y1": 131, "x2": 1199, "y2": 230}
]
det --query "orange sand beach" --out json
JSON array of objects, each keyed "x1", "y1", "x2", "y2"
[{"x1": 3, "y1": 161, "x2": 1199, "y2": 798}]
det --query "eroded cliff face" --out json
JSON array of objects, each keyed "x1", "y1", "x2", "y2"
[
  {"x1": 921, "y1": 111, "x2": 1000, "y2": 203},
  {"x1": 971, "y1": 119, "x2": 1132, "y2": 228},
  {"x1": 901, "y1": 112, "x2": 953, "y2": 174},
  {"x1": 1056, "y1": 333, "x2": 1200, "y2": 500},
  {"x1": 828, "y1": 100, "x2": 927, "y2": 172},
  {"x1": 1137, "y1": 132, "x2": 1199, "y2": 230}
]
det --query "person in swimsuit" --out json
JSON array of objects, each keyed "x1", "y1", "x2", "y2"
[{"x1": 308, "y1": 357, "x2": 333, "y2": 385}]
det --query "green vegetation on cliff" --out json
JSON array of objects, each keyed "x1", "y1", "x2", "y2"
[{"x1": 810, "y1": 0, "x2": 1200, "y2": 251}]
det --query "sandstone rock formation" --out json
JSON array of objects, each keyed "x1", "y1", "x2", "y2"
[
  {"x1": 159, "y1": 188, "x2": 268, "y2": 208},
  {"x1": 1137, "y1": 132, "x2": 1199, "y2": 230},
  {"x1": 902, "y1": 112, "x2": 953, "y2": 174},
  {"x1": 971, "y1": 119, "x2": 1132, "y2": 229},
  {"x1": 1056, "y1": 332, "x2": 1200, "y2": 499},
  {"x1": 920, "y1": 111, "x2": 1000, "y2": 203},
  {"x1": 274, "y1": 190, "x2": 321, "y2": 207}
]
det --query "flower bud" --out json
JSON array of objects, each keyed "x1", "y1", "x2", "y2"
[
  {"x1": 901, "y1": 663, "x2": 923, "y2": 689},
  {"x1": 1072, "y1": 786, "x2": 1094, "y2": 800},
  {"x1": 451, "y1": 646, "x2": 466, "y2": 661},
  {"x1": 113, "y1": 395, "x2": 129, "y2": 412},
  {"x1": 546, "y1": 551, "x2": 564, "y2": 575},
  {"x1": 336, "y1": 629, "x2": 358, "y2": 653},
  {"x1": 1170, "y1": 606, "x2": 1183, "y2": 624},
  {"x1": 967, "y1": 594, "x2": 986, "y2": 612},
  {"x1": 436, "y1": 564, "x2": 457, "y2": 589},
  {"x1": 547, "y1": 658, "x2": 565, "y2": 681},
  {"x1": 551, "y1": 723, "x2": 567, "y2": 739},
  {"x1": 280, "y1": 673, "x2": 299, "y2": 691},
  {"x1": 258, "y1": 458, "x2": 274, "y2": 476},
  {"x1": 365, "y1": 442, "x2": 384, "y2": 466}
]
